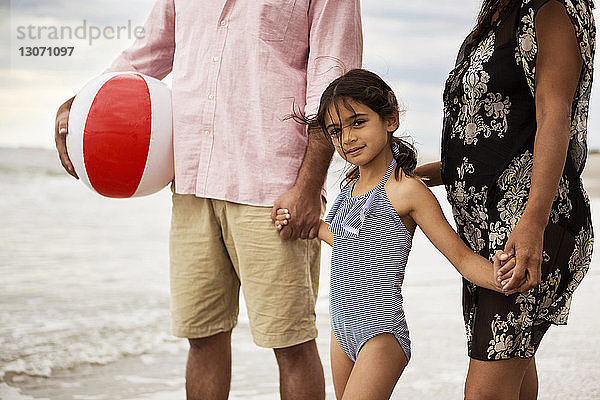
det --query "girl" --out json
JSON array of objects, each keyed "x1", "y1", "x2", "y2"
[{"x1": 275, "y1": 69, "x2": 517, "y2": 399}]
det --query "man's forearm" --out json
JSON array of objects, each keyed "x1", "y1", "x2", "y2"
[{"x1": 294, "y1": 126, "x2": 334, "y2": 193}]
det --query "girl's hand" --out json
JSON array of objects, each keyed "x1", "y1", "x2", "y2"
[
  {"x1": 493, "y1": 251, "x2": 510, "y2": 288},
  {"x1": 274, "y1": 208, "x2": 291, "y2": 231},
  {"x1": 493, "y1": 251, "x2": 522, "y2": 295},
  {"x1": 500, "y1": 217, "x2": 545, "y2": 293},
  {"x1": 275, "y1": 210, "x2": 333, "y2": 246}
]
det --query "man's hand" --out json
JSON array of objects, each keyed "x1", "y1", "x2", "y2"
[
  {"x1": 500, "y1": 217, "x2": 545, "y2": 294},
  {"x1": 271, "y1": 185, "x2": 321, "y2": 240},
  {"x1": 54, "y1": 96, "x2": 78, "y2": 179}
]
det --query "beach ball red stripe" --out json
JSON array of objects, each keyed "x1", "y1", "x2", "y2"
[{"x1": 83, "y1": 74, "x2": 152, "y2": 198}]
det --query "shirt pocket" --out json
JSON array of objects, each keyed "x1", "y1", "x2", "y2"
[{"x1": 258, "y1": 0, "x2": 297, "y2": 42}]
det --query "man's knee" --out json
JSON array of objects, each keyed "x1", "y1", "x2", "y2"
[
  {"x1": 273, "y1": 339, "x2": 319, "y2": 363},
  {"x1": 188, "y1": 330, "x2": 232, "y2": 352}
]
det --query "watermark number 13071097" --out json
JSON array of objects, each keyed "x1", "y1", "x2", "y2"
[{"x1": 19, "y1": 47, "x2": 75, "y2": 57}]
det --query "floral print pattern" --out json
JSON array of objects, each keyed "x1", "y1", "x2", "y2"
[{"x1": 450, "y1": 33, "x2": 512, "y2": 145}]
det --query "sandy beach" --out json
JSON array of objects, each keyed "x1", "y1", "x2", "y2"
[{"x1": 1, "y1": 150, "x2": 599, "y2": 399}]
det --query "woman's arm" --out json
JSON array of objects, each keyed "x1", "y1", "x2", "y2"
[
  {"x1": 403, "y1": 179, "x2": 509, "y2": 291},
  {"x1": 501, "y1": 0, "x2": 582, "y2": 292},
  {"x1": 414, "y1": 161, "x2": 443, "y2": 187}
]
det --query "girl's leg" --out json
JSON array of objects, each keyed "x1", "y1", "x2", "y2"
[
  {"x1": 519, "y1": 357, "x2": 538, "y2": 400},
  {"x1": 341, "y1": 333, "x2": 407, "y2": 400},
  {"x1": 331, "y1": 331, "x2": 354, "y2": 399},
  {"x1": 464, "y1": 357, "x2": 535, "y2": 400}
]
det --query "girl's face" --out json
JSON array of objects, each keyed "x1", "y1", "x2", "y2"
[{"x1": 324, "y1": 99, "x2": 398, "y2": 167}]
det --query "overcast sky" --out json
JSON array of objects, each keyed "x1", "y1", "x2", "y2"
[{"x1": 1, "y1": 0, "x2": 599, "y2": 156}]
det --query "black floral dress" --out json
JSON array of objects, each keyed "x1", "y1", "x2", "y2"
[{"x1": 441, "y1": 0, "x2": 595, "y2": 360}]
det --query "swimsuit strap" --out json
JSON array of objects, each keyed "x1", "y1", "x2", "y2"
[
  {"x1": 329, "y1": 158, "x2": 399, "y2": 238},
  {"x1": 359, "y1": 158, "x2": 397, "y2": 224},
  {"x1": 380, "y1": 140, "x2": 403, "y2": 186},
  {"x1": 379, "y1": 158, "x2": 397, "y2": 187}
]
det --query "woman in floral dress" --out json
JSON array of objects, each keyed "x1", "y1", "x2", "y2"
[{"x1": 416, "y1": 0, "x2": 595, "y2": 398}]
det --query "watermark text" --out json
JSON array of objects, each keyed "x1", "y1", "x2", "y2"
[{"x1": 15, "y1": 20, "x2": 145, "y2": 46}]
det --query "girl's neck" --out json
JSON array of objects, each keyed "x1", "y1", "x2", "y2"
[{"x1": 356, "y1": 147, "x2": 394, "y2": 188}]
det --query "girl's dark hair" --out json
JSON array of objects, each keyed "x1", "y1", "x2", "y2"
[
  {"x1": 293, "y1": 69, "x2": 417, "y2": 187},
  {"x1": 468, "y1": 0, "x2": 594, "y2": 46}
]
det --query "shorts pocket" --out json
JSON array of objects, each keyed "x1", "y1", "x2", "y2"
[{"x1": 258, "y1": 0, "x2": 296, "y2": 42}]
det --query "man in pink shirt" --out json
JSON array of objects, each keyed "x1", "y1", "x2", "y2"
[{"x1": 54, "y1": 1, "x2": 362, "y2": 399}]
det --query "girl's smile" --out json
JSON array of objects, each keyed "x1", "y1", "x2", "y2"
[
  {"x1": 324, "y1": 99, "x2": 398, "y2": 169},
  {"x1": 345, "y1": 145, "x2": 365, "y2": 156}
]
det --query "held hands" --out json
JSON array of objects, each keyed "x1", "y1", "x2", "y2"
[
  {"x1": 277, "y1": 210, "x2": 524, "y2": 295},
  {"x1": 275, "y1": 208, "x2": 332, "y2": 245},
  {"x1": 492, "y1": 251, "x2": 525, "y2": 295},
  {"x1": 271, "y1": 185, "x2": 321, "y2": 240},
  {"x1": 497, "y1": 218, "x2": 545, "y2": 293},
  {"x1": 274, "y1": 208, "x2": 291, "y2": 231}
]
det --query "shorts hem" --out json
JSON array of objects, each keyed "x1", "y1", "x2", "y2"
[
  {"x1": 253, "y1": 327, "x2": 318, "y2": 349},
  {"x1": 171, "y1": 319, "x2": 237, "y2": 339}
]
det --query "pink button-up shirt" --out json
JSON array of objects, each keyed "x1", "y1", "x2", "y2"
[{"x1": 106, "y1": 0, "x2": 362, "y2": 206}]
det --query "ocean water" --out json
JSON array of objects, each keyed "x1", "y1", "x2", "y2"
[
  {"x1": 0, "y1": 148, "x2": 173, "y2": 387},
  {"x1": 1, "y1": 148, "x2": 599, "y2": 399}
]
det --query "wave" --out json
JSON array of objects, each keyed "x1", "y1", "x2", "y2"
[{"x1": 0, "y1": 297, "x2": 174, "y2": 380}]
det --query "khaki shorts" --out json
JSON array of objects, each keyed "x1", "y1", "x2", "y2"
[{"x1": 169, "y1": 193, "x2": 321, "y2": 348}]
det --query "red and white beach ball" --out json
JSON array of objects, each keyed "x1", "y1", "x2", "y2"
[{"x1": 67, "y1": 72, "x2": 173, "y2": 198}]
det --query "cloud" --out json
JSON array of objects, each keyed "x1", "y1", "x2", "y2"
[
  {"x1": 8, "y1": 0, "x2": 152, "y2": 25},
  {"x1": 362, "y1": 0, "x2": 478, "y2": 28},
  {"x1": 361, "y1": 2, "x2": 477, "y2": 85}
]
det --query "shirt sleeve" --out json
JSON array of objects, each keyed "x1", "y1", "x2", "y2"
[
  {"x1": 305, "y1": 0, "x2": 363, "y2": 117},
  {"x1": 104, "y1": 0, "x2": 176, "y2": 80}
]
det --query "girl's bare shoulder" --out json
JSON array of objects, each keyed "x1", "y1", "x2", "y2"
[{"x1": 385, "y1": 172, "x2": 433, "y2": 215}]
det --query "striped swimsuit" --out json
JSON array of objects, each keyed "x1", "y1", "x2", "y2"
[{"x1": 325, "y1": 159, "x2": 412, "y2": 362}]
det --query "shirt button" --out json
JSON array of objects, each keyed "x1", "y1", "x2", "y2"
[
  {"x1": 208, "y1": 93, "x2": 215, "y2": 100},
  {"x1": 204, "y1": 130, "x2": 211, "y2": 135},
  {"x1": 220, "y1": 20, "x2": 227, "y2": 27},
  {"x1": 212, "y1": 56, "x2": 220, "y2": 62}
]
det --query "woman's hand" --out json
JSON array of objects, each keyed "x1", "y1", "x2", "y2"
[
  {"x1": 414, "y1": 161, "x2": 442, "y2": 187},
  {"x1": 499, "y1": 217, "x2": 545, "y2": 293}
]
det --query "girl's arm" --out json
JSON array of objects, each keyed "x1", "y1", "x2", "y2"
[
  {"x1": 402, "y1": 179, "x2": 510, "y2": 292},
  {"x1": 318, "y1": 220, "x2": 333, "y2": 246},
  {"x1": 414, "y1": 161, "x2": 442, "y2": 187},
  {"x1": 274, "y1": 209, "x2": 333, "y2": 246}
]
